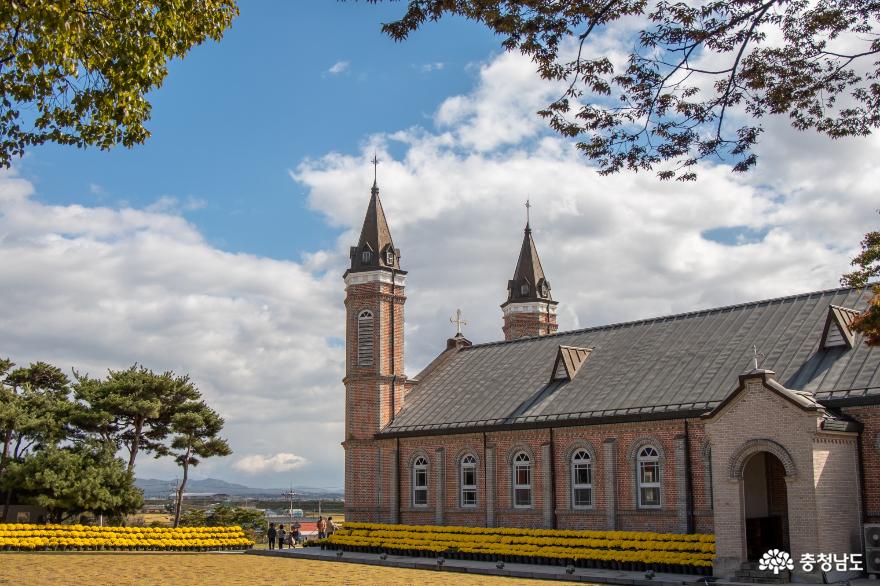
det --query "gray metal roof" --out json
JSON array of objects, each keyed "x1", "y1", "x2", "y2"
[{"x1": 383, "y1": 286, "x2": 879, "y2": 435}]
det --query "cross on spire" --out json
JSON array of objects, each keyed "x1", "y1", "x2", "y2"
[
  {"x1": 371, "y1": 152, "x2": 380, "y2": 186},
  {"x1": 752, "y1": 344, "x2": 766, "y2": 370},
  {"x1": 450, "y1": 308, "x2": 468, "y2": 336}
]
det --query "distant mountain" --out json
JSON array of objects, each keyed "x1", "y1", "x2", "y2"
[{"x1": 135, "y1": 477, "x2": 342, "y2": 498}]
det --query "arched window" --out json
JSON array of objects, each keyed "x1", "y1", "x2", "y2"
[
  {"x1": 357, "y1": 310, "x2": 374, "y2": 367},
  {"x1": 460, "y1": 454, "x2": 477, "y2": 507},
  {"x1": 513, "y1": 452, "x2": 531, "y2": 507},
  {"x1": 361, "y1": 250, "x2": 372, "y2": 264},
  {"x1": 520, "y1": 283, "x2": 529, "y2": 296},
  {"x1": 637, "y1": 446, "x2": 661, "y2": 508},
  {"x1": 412, "y1": 456, "x2": 428, "y2": 506},
  {"x1": 571, "y1": 450, "x2": 593, "y2": 508},
  {"x1": 540, "y1": 283, "x2": 548, "y2": 297}
]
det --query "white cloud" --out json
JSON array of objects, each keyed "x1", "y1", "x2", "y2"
[
  {"x1": 3, "y1": 41, "x2": 877, "y2": 491},
  {"x1": 327, "y1": 60, "x2": 349, "y2": 75},
  {"x1": 234, "y1": 453, "x2": 309, "y2": 474},
  {"x1": 0, "y1": 169, "x2": 343, "y2": 488},
  {"x1": 420, "y1": 62, "x2": 445, "y2": 73},
  {"x1": 293, "y1": 49, "x2": 876, "y2": 373}
]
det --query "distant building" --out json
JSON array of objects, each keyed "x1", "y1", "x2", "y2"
[{"x1": 342, "y1": 176, "x2": 880, "y2": 578}]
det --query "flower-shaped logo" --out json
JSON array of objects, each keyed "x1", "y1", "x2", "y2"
[{"x1": 758, "y1": 549, "x2": 794, "y2": 574}]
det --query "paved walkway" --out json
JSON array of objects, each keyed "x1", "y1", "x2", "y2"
[{"x1": 247, "y1": 546, "x2": 713, "y2": 585}]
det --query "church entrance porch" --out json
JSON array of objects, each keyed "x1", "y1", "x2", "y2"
[{"x1": 742, "y1": 451, "x2": 789, "y2": 562}]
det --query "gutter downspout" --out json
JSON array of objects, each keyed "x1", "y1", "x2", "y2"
[
  {"x1": 482, "y1": 431, "x2": 488, "y2": 528},
  {"x1": 684, "y1": 419, "x2": 695, "y2": 533},
  {"x1": 549, "y1": 427, "x2": 557, "y2": 529}
]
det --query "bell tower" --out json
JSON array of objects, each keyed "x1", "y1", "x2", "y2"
[
  {"x1": 501, "y1": 208, "x2": 558, "y2": 340},
  {"x1": 342, "y1": 161, "x2": 406, "y2": 521}
]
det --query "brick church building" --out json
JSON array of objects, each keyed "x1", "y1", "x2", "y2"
[{"x1": 342, "y1": 178, "x2": 880, "y2": 577}]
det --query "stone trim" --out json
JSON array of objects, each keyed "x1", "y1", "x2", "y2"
[
  {"x1": 541, "y1": 443, "x2": 553, "y2": 527},
  {"x1": 453, "y1": 446, "x2": 481, "y2": 466},
  {"x1": 486, "y1": 446, "x2": 496, "y2": 527},
  {"x1": 603, "y1": 438, "x2": 617, "y2": 530},
  {"x1": 700, "y1": 441, "x2": 713, "y2": 511},
  {"x1": 626, "y1": 436, "x2": 667, "y2": 461},
  {"x1": 435, "y1": 448, "x2": 445, "y2": 524},
  {"x1": 345, "y1": 270, "x2": 407, "y2": 288},
  {"x1": 502, "y1": 302, "x2": 559, "y2": 316},
  {"x1": 389, "y1": 446, "x2": 399, "y2": 524},
  {"x1": 728, "y1": 438, "x2": 798, "y2": 479},
  {"x1": 674, "y1": 435, "x2": 688, "y2": 532},
  {"x1": 506, "y1": 443, "x2": 536, "y2": 464},
  {"x1": 408, "y1": 449, "x2": 430, "y2": 468}
]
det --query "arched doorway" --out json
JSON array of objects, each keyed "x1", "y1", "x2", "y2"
[{"x1": 742, "y1": 451, "x2": 790, "y2": 561}]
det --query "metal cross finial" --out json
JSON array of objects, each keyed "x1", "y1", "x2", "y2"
[
  {"x1": 371, "y1": 152, "x2": 380, "y2": 184},
  {"x1": 450, "y1": 309, "x2": 468, "y2": 336},
  {"x1": 752, "y1": 345, "x2": 765, "y2": 370},
  {"x1": 525, "y1": 198, "x2": 531, "y2": 226}
]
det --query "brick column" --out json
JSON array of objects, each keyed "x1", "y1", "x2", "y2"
[
  {"x1": 603, "y1": 438, "x2": 617, "y2": 530},
  {"x1": 389, "y1": 444, "x2": 399, "y2": 524},
  {"x1": 435, "y1": 448, "x2": 445, "y2": 525},
  {"x1": 674, "y1": 434, "x2": 689, "y2": 533},
  {"x1": 542, "y1": 443, "x2": 553, "y2": 528},
  {"x1": 486, "y1": 446, "x2": 496, "y2": 527}
]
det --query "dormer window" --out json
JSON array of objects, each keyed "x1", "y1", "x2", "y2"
[
  {"x1": 386, "y1": 251, "x2": 394, "y2": 265},
  {"x1": 540, "y1": 283, "x2": 549, "y2": 297},
  {"x1": 361, "y1": 250, "x2": 372, "y2": 264},
  {"x1": 520, "y1": 284, "x2": 529, "y2": 296}
]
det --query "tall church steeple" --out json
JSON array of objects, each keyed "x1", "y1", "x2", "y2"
[
  {"x1": 342, "y1": 168, "x2": 407, "y2": 524},
  {"x1": 501, "y1": 215, "x2": 558, "y2": 340}
]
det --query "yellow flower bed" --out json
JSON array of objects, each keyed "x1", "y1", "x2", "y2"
[
  {"x1": 321, "y1": 523, "x2": 714, "y2": 572},
  {"x1": 0, "y1": 524, "x2": 254, "y2": 552}
]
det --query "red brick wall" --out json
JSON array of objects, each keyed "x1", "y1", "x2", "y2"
[
  {"x1": 503, "y1": 311, "x2": 558, "y2": 341},
  {"x1": 841, "y1": 405, "x2": 880, "y2": 522},
  {"x1": 344, "y1": 277, "x2": 407, "y2": 522},
  {"x1": 349, "y1": 417, "x2": 716, "y2": 533}
]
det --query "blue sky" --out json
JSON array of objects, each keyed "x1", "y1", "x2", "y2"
[
  {"x1": 20, "y1": 1, "x2": 498, "y2": 260},
  {"x1": 2, "y1": 1, "x2": 878, "y2": 489}
]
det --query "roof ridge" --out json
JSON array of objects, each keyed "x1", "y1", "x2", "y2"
[
  {"x1": 829, "y1": 303, "x2": 862, "y2": 315},
  {"x1": 464, "y1": 285, "x2": 862, "y2": 350}
]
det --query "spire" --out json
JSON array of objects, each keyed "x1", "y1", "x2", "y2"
[
  {"x1": 371, "y1": 152, "x2": 379, "y2": 192},
  {"x1": 347, "y1": 168, "x2": 401, "y2": 275},
  {"x1": 502, "y1": 221, "x2": 555, "y2": 306}
]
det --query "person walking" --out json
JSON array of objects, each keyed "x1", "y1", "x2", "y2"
[
  {"x1": 316, "y1": 516, "x2": 326, "y2": 540},
  {"x1": 267, "y1": 522, "x2": 277, "y2": 550},
  {"x1": 326, "y1": 516, "x2": 337, "y2": 537},
  {"x1": 292, "y1": 522, "x2": 301, "y2": 546},
  {"x1": 277, "y1": 524, "x2": 286, "y2": 550}
]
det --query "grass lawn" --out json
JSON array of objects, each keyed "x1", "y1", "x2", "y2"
[{"x1": 0, "y1": 552, "x2": 549, "y2": 585}]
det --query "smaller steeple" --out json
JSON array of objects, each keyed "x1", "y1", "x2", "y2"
[
  {"x1": 503, "y1": 222, "x2": 555, "y2": 306},
  {"x1": 501, "y1": 205, "x2": 558, "y2": 340},
  {"x1": 345, "y1": 157, "x2": 402, "y2": 276}
]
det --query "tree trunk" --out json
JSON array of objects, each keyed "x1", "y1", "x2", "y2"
[
  {"x1": 127, "y1": 418, "x2": 143, "y2": 474},
  {"x1": 1, "y1": 488, "x2": 12, "y2": 522},
  {"x1": 173, "y1": 449, "x2": 191, "y2": 528},
  {"x1": 0, "y1": 429, "x2": 12, "y2": 477}
]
